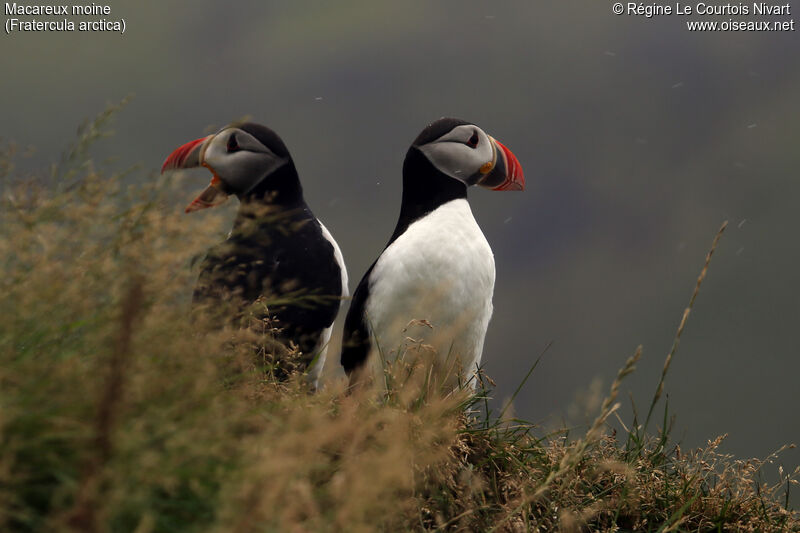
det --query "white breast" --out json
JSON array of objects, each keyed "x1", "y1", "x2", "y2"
[{"x1": 365, "y1": 199, "x2": 495, "y2": 388}]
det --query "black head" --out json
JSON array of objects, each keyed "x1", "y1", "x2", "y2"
[{"x1": 236, "y1": 122, "x2": 291, "y2": 160}]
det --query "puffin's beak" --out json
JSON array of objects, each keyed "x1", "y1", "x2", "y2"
[
  {"x1": 161, "y1": 135, "x2": 230, "y2": 213},
  {"x1": 161, "y1": 135, "x2": 210, "y2": 172},
  {"x1": 477, "y1": 137, "x2": 525, "y2": 191},
  {"x1": 184, "y1": 173, "x2": 228, "y2": 213}
]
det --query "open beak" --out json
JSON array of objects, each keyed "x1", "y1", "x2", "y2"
[
  {"x1": 183, "y1": 173, "x2": 228, "y2": 213},
  {"x1": 477, "y1": 137, "x2": 525, "y2": 191},
  {"x1": 161, "y1": 135, "x2": 230, "y2": 213}
]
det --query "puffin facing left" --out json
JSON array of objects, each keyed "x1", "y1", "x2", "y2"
[{"x1": 162, "y1": 122, "x2": 348, "y2": 389}]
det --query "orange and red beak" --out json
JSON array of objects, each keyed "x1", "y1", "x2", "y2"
[
  {"x1": 161, "y1": 136, "x2": 209, "y2": 172},
  {"x1": 161, "y1": 135, "x2": 229, "y2": 213},
  {"x1": 477, "y1": 137, "x2": 525, "y2": 191}
]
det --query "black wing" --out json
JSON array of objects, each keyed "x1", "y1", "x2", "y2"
[
  {"x1": 194, "y1": 215, "x2": 343, "y2": 357},
  {"x1": 340, "y1": 262, "x2": 376, "y2": 375}
]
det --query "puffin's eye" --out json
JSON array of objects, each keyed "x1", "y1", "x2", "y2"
[
  {"x1": 227, "y1": 134, "x2": 240, "y2": 153},
  {"x1": 466, "y1": 131, "x2": 479, "y2": 149}
]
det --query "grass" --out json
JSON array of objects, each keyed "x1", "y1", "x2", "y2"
[{"x1": 0, "y1": 103, "x2": 797, "y2": 532}]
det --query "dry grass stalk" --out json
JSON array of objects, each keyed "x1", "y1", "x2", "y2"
[{"x1": 645, "y1": 220, "x2": 728, "y2": 429}]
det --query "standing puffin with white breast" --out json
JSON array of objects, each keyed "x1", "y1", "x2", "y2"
[
  {"x1": 341, "y1": 118, "x2": 524, "y2": 391},
  {"x1": 162, "y1": 122, "x2": 348, "y2": 388}
]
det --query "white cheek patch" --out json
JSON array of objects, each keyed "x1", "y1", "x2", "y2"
[
  {"x1": 419, "y1": 137, "x2": 493, "y2": 181},
  {"x1": 202, "y1": 130, "x2": 286, "y2": 194},
  {"x1": 218, "y1": 152, "x2": 286, "y2": 193}
]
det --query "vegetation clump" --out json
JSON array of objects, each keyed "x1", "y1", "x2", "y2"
[{"x1": 0, "y1": 104, "x2": 797, "y2": 532}]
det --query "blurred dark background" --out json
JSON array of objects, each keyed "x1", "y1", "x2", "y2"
[{"x1": 3, "y1": 1, "x2": 798, "y2": 482}]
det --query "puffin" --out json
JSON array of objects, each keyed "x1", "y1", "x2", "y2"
[
  {"x1": 162, "y1": 122, "x2": 348, "y2": 388},
  {"x1": 341, "y1": 117, "x2": 524, "y2": 391}
]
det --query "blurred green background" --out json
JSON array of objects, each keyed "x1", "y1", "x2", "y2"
[{"x1": 2, "y1": 1, "x2": 798, "y2": 477}]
